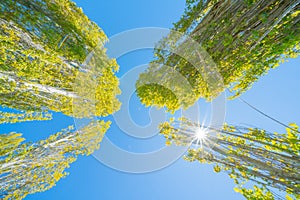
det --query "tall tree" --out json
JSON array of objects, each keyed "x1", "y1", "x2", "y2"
[
  {"x1": 0, "y1": 0, "x2": 121, "y2": 117},
  {"x1": 136, "y1": 0, "x2": 300, "y2": 112},
  {"x1": 159, "y1": 118, "x2": 300, "y2": 199},
  {"x1": 0, "y1": 1, "x2": 121, "y2": 198},
  {"x1": 0, "y1": 120, "x2": 110, "y2": 200}
]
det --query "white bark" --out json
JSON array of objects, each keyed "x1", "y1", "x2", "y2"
[{"x1": 0, "y1": 72, "x2": 78, "y2": 98}]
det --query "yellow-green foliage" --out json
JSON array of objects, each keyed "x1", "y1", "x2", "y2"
[
  {"x1": 0, "y1": 1, "x2": 121, "y2": 199},
  {"x1": 0, "y1": 120, "x2": 110, "y2": 200},
  {"x1": 0, "y1": 111, "x2": 52, "y2": 124},
  {"x1": 159, "y1": 118, "x2": 300, "y2": 199},
  {"x1": 137, "y1": 0, "x2": 300, "y2": 112},
  {"x1": 0, "y1": 0, "x2": 121, "y2": 117}
]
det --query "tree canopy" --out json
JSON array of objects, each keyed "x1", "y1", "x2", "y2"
[
  {"x1": 0, "y1": 120, "x2": 110, "y2": 200},
  {"x1": 136, "y1": 0, "x2": 300, "y2": 112},
  {"x1": 160, "y1": 118, "x2": 300, "y2": 199},
  {"x1": 0, "y1": 0, "x2": 121, "y2": 117}
]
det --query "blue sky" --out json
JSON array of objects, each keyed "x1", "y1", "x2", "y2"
[{"x1": 1, "y1": 0, "x2": 299, "y2": 199}]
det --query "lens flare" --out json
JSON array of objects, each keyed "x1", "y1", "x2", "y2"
[
  {"x1": 193, "y1": 126, "x2": 208, "y2": 148},
  {"x1": 196, "y1": 128, "x2": 206, "y2": 140}
]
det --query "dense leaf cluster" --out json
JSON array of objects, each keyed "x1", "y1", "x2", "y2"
[
  {"x1": 160, "y1": 118, "x2": 300, "y2": 199},
  {"x1": 137, "y1": 0, "x2": 300, "y2": 112}
]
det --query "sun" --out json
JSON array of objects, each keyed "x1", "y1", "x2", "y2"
[
  {"x1": 196, "y1": 128, "x2": 207, "y2": 140},
  {"x1": 193, "y1": 126, "x2": 208, "y2": 148}
]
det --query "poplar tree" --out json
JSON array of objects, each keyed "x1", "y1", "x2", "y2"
[
  {"x1": 0, "y1": 120, "x2": 110, "y2": 200},
  {"x1": 136, "y1": 0, "x2": 300, "y2": 112},
  {"x1": 159, "y1": 118, "x2": 300, "y2": 199},
  {"x1": 0, "y1": 0, "x2": 121, "y2": 117}
]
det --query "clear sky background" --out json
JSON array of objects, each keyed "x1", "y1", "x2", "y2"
[{"x1": 1, "y1": 1, "x2": 299, "y2": 199}]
